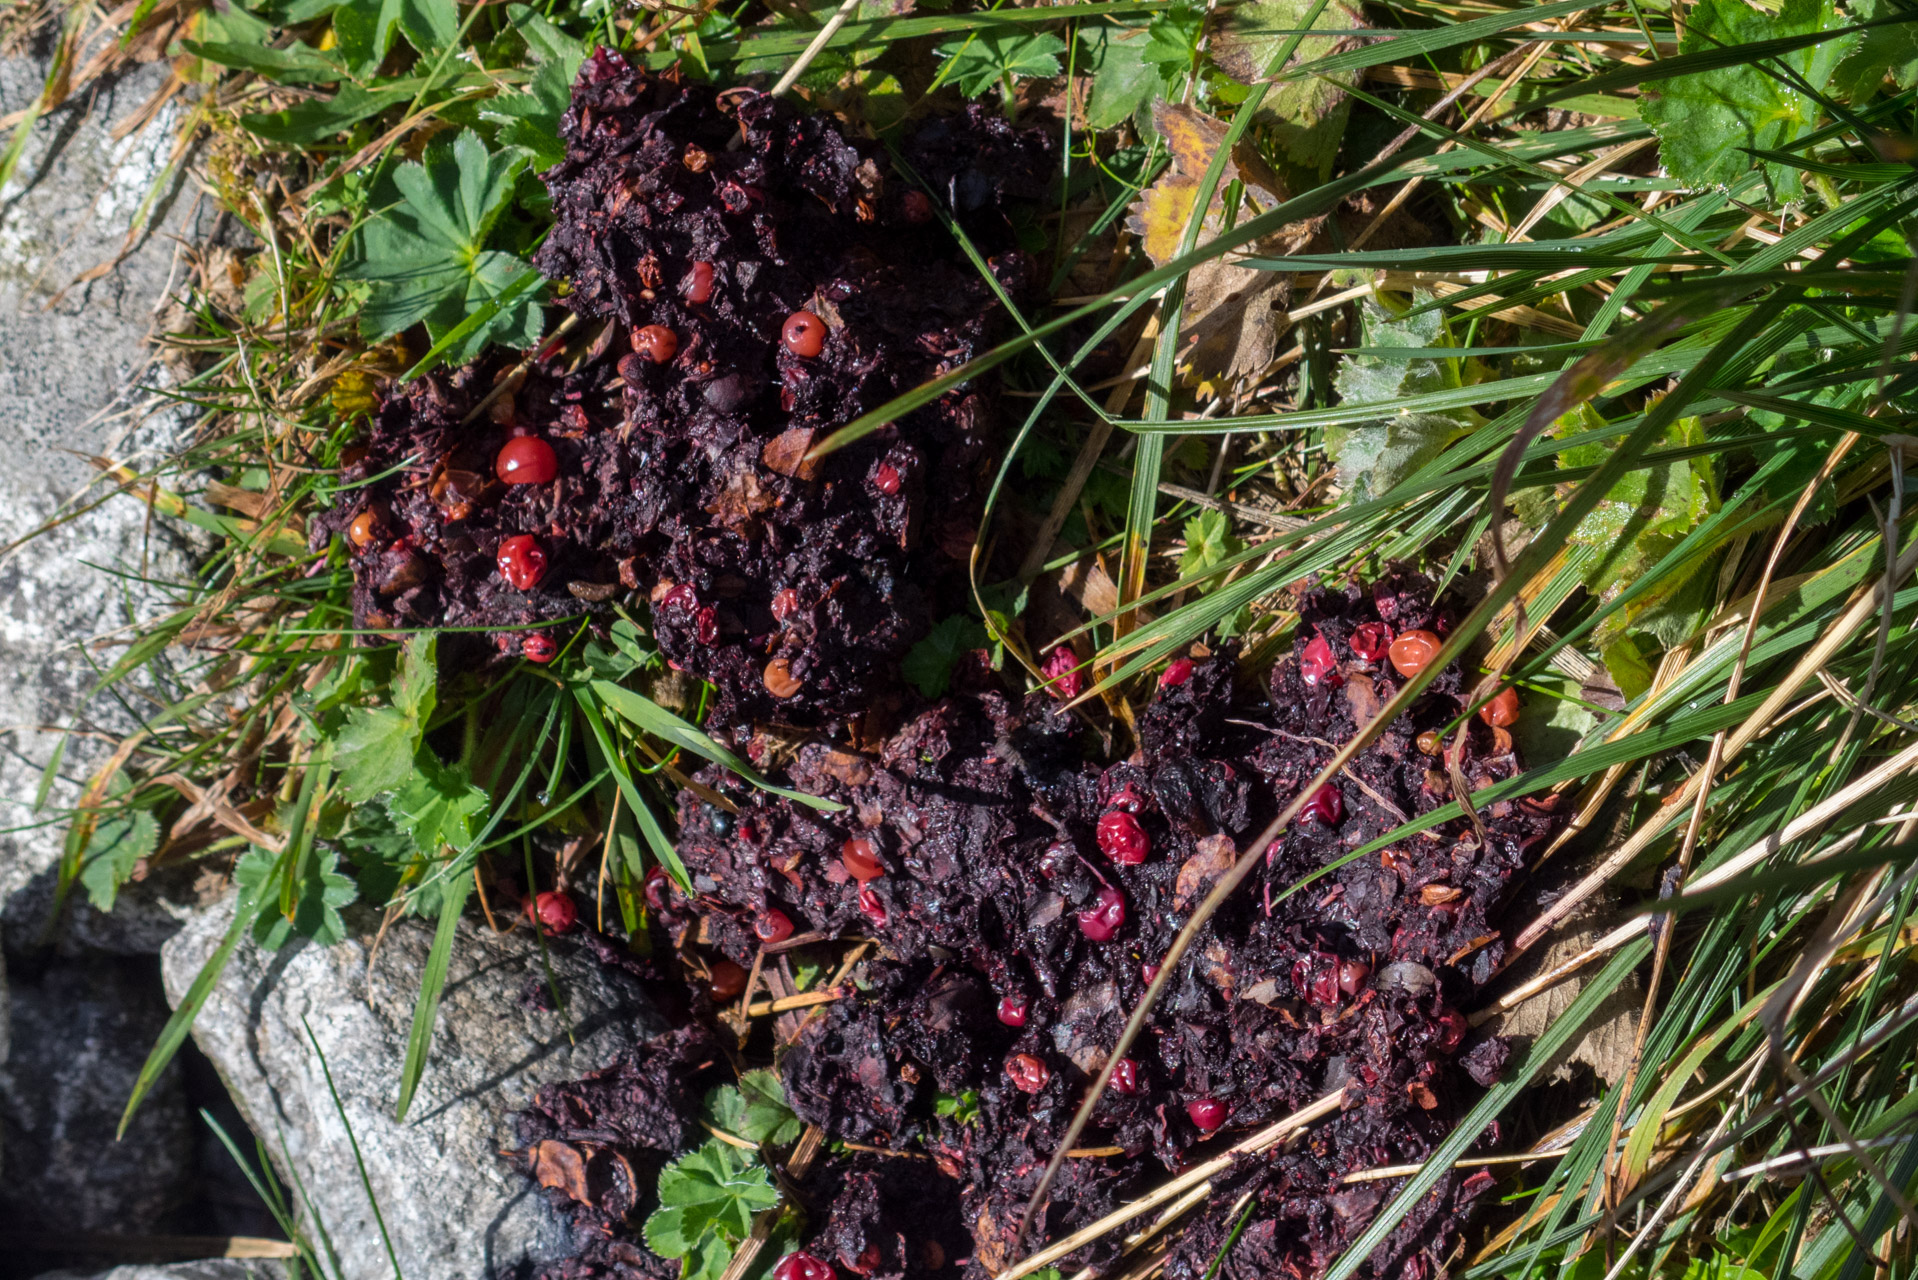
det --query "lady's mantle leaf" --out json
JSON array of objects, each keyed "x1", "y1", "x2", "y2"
[
  {"x1": 234, "y1": 848, "x2": 358, "y2": 949},
  {"x1": 79, "y1": 807, "x2": 161, "y2": 912},
  {"x1": 335, "y1": 633, "x2": 438, "y2": 800},
  {"x1": 643, "y1": 1139, "x2": 780, "y2": 1280},
  {"x1": 343, "y1": 131, "x2": 546, "y2": 364},
  {"x1": 904, "y1": 615, "x2": 990, "y2": 698},
  {"x1": 481, "y1": 7, "x2": 590, "y2": 170},
  {"x1": 1640, "y1": 0, "x2": 1855, "y2": 200},
  {"x1": 937, "y1": 30, "x2": 1066, "y2": 98},
  {"x1": 1330, "y1": 300, "x2": 1482, "y2": 501},
  {"x1": 703, "y1": 1070, "x2": 803, "y2": 1146}
]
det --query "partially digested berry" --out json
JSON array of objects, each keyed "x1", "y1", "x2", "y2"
[
  {"x1": 1110, "y1": 1057, "x2": 1144, "y2": 1095},
  {"x1": 1097, "y1": 811, "x2": 1151, "y2": 865},
  {"x1": 1040, "y1": 646, "x2": 1084, "y2": 700},
  {"x1": 495, "y1": 436, "x2": 558, "y2": 484},
  {"x1": 1301, "y1": 783, "x2": 1344, "y2": 826},
  {"x1": 782, "y1": 310, "x2": 827, "y2": 357},
  {"x1": 764, "y1": 658, "x2": 803, "y2": 699},
  {"x1": 709, "y1": 959, "x2": 749, "y2": 1003},
  {"x1": 1389, "y1": 629, "x2": 1443, "y2": 676},
  {"x1": 694, "y1": 606, "x2": 719, "y2": 645},
  {"x1": 1078, "y1": 887, "x2": 1127, "y2": 941},
  {"x1": 1300, "y1": 633, "x2": 1343, "y2": 688},
  {"x1": 755, "y1": 909, "x2": 795, "y2": 944},
  {"x1": 1006, "y1": 1052, "x2": 1050, "y2": 1093},
  {"x1": 681, "y1": 261, "x2": 715, "y2": 305},
  {"x1": 872, "y1": 462, "x2": 901, "y2": 495},
  {"x1": 997, "y1": 994, "x2": 1029, "y2": 1027},
  {"x1": 1436, "y1": 1008, "x2": 1469, "y2": 1053},
  {"x1": 497, "y1": 535, "x2": 548, "y2": 591},
  {"x1": 633, "y1": 325, "x2": 679, "y2": 364},
  {"x1": 771, "y1": 588, "x2": 801, "y2": 621},
  {"x1": 1349, "y1": 621, "x2": 1393, "y2": 662},
  {"x1": 841, "y1": 838, "x2": 885, "y2": 882},
  {"x1": 1480, "y1": 687, "x2": 1521, "y2": 727},
  {"x1": 1186, "y1": 1097, "x2": 1228, "y2": 1132},
  {"x1": 1141, "y1": 960, "x2": 1161, "y2": 984},
  {"x1": 348, "y1": 509, "x2": 382, "y2": 548},
  {"x1": 1337, "y1": 958, "x2": 1372, "y2": 996},
  {"x1": 644, "y1": 865, "x2": 673, "y2": 913},
  {"x1": 857, "y1": 886, "x2": 888, "y2": 929},
  {"x1": 771, "y1": 1252, "x2": 836, "y2": 1280},
  {"x1": 527, "y1": 891, "x2": 577, "y2": 933},
  {"x1": 901, "y1": 189, "x2": 935, "y2": 223},
  {"x1": 521, "y1": 634, "x2": 559, "y2": 663},
  {"x1": 1159, "y1": 657, "x2": 1194, "y2": 689}
]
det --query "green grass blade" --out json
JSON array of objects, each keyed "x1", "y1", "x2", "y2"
[
  {"x1": 393, "y1": 870, "x2": 472, "y2": 1121},
  {"x1": 588, "y1": 679, "x2": 842, "y2": 812}
]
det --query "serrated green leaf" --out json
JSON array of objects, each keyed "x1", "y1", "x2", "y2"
[
  {"x1": 704, "y1": 1070, "x2": 803, "y2": 1146},
  {"x1": 1834, "y1": 0, "x2": 1918, "y2": 104},
  {"x1": 234, "y1": 847, "x2": 359, "y2": 950},
  {"x1": 903, "y1": 615, "x2": 989, "y2": 698},
  {"x1": 333, "y1": 0, "x2": 460, "y2": 75},
  {"x1": 336, "y1": 634, "x2": 436, "y2": 801},
  {"x1": 1076, "y1": 23, "x2": 1164, "y2": 131},
  {"x1": 1640, "y1": 0, "x2": 1856, "y2": 200},
  {"x1": 1179, "y1": 508, "x2": 1243, "y2": 587},
  {"x1": 938, "y1": 30, "x2": 1066, "y2": 98},
  {"x1": 388, "y1": 757, "x2": 489, "y2": 857},
  {"x1": 78, "y1": 807, "x2": 160, "y2": 913},
  {"x1": 643, "y1": 1139, "x2": 779, "y2": 1276},
  {"x1": 479, "y1": 8, "x2": 589, "y2": 170}
]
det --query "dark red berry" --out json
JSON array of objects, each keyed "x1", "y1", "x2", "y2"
[
  {"x1": 495, "y1": 436, "x2": 558, "y2": 485},
  {"x1": 1187, "y1": 1097, "x2": 1228, "y2": 1132},
  {"x1": 1301, "y1": 783, "x2": 1343, "y2": 827},
  {"x1": 633, "y1": 325, "x2": 679, "y2": 363},
  {"x1": 660, "y1": 583, "x2": 697, "y2": 613},
  {"x1": 783, "y1": 310, "x2": 826, "y2": 357},
  {"x1": 1159, "y1": 657, "x2": 1194, "y2": 689},
  {"x1": 694, "y1": 606, "x2": 719, "y2": 645},
  {"x1": 1436, "y1": 1008, "x2": 1468, "y2": 1053},
  {"x1": 1039, "y1": 646, "x2": 1084, "y2": 700},
  {"x1": 1097, "y1": 811, "x2": 1151, "y2": 865},
  {"x1": 771, "y1": 587, "x2": 801, "y2": 621},
  {"x1": 682, "y1": 261, "x2": 715, "y2": 305},
  {"x1": 709, "y1": 959, "x2": 748, "y2": 1002},
  {"x1": 521, "y1": 634, "x2": 558, "y2": 663},
  {"x1": 1337, "y1": 958, "x2": 1371, "y2": 996},
  {"x1": 1294, "y1": 956, "x2": 1342, "y2": 1006},
  {"x1": 1389, "y1": 629, "x2": 1443, "y2": 676},
  {"x1": 841, "y1": 838, "x2": 885, "y2": 882},
  {"x1": 754, "y1": 909, "x2": 794, "y2": 944},
  {"x1": 857, "y1": 886, "x2": 888, "y2": 929},
  {"x1": 1480, "y1": 687, "x2": 1521, "y2": 727},
  {"x1": 1350, "y1": 621, "x2": 1392, "y2": 662},
  {"x1": 644, "y1": 866, "x2": 673, "y2": 913},
  {"x1": 1141, "y1": 961, "x2": 1161, "y2": 984},
  {"x1": 1300, "y1": 632, "x2": 1343, "y2": 688},
  {"x1": 497, "y1": 535, "x2": 548, "y2": 591},
  {"x1": 771, "y1": 1252, "x2": 836, "y2": 1280},
  {"x1": 902, "y1": 189, "x2": 935, "y2": 223},
  {"x1": 1110, "y1": 1057, "x2": 1144, "y2": 1095},
  {"x1": 527, "y1": 891, "x2": 577, "y2": 933},
  {"x1": 997, "y1": 994, "x2": 1029, "y2": 1027},
  {"x1": 872, "y1": 462, "x2": 901, "y2": 495},
  {"x1": 1078, "y1": 887, "x2": 1126, "y2": 941},
  {"x1": 1006, "y1": 1052, "x2": 1050, "y2": 1093}
]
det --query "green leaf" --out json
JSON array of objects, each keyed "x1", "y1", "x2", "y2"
[
  {"x1": 335, "y1": 634, "x2": 437, "y2": 801},
  {"x1": 937, "y1": 30, "x2": 1066, "y2": 98},
  {"x1": 1076, "y1": 23, "x2": 1163, "y2": 131},
  {"x1": 704, "y1": 1070, "x2": 803, "y2": 1147},
  {"x1": 1139, "y1": 3, "x2": 1203, "y2": 68},
  {"x1": 78, "y1": 807, "x2": 160, "y2": 913},
  {"x1": 643, "y1": 1139, "x2": 780, "y2": 1278},
  {"x1": 903, "y1": 615, "x2": 989, "y2": 698},
  {"x1": 1640, "y1": 0, "x2": 1856, "y2": 200},
  {"x1": 589, "y1": 680, "x2": 843, "y2": 812},
  {"x1": 480, "y1": 8, "x2": 590, "y2": 170},
  {"x1": 388, "y1": 757, "x2": 489, "y2": 857},
  {"x1": 333, "y1": 0, "x2": 460, "y2": 74},
  {"x1": 395, "y1": 868, "x2": 471, "y2": 1119},
  {"x1": 1179, "y1": 508, "x2": 1242, "y2": 588},
  {"x1": 1833, "y1": 0, "x2": 1918, "y2": 104},
  {"x1": 234, "y1": 846, "x2": 358, "y2": 949},
  {"x1": 935, "y1": 1088, "x2": 981, "y2": 1125},
  {"x1": 344, "y1": 130, "x2": 545, "y2": 365},
  {"x1": 240, "y1": 83, "x2": 413, "y2": 146},
  {"x1": 183, "y1": 39, "x2": 345, "y2": 84},
  {"x1": 1329, "y1": 298, "x2": 1482, "y2": 501}
]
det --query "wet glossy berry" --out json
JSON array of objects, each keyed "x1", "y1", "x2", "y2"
[
  {"x1": 1186, "y1": 1098, "x2": 1228, "y2": 1132},
  {"x1": 1300, "y1": 633, "x2": 1343, "y2": 688},
  {"x1": 1110, "y1": 1057, "x2": 1144, "y2": 1095},
  {"x1": 644, "y1": 865, "x2": 673, "y2": 913},
  {"x1": 754, "y1": 909, "x2": 794, "y2": 944},
  {"x1": 1480, "y1": 687, "x2": 1521, "y2": 727},
  {"x1": 527, "y1": 891, "x2": 577, "y2": 933},
  {"x1": 660, "y1": 583, "x2": 697, "y2": 613},
  {"x1": 1337, "y1": 958, "x2": 1371, "y2": 996},
  {"x1": 1160, "y1": 657, "x2": 1194, "y2": 688},
  {"x1": 1078, "y1": 887, "x2": 1126, "y2": 941},
  {"x1": 1006, "y1": 1052, "x2": 1050, "y2": 1093},
  {"x1": 857, "y1": 886, "x2": 888, "y2": 929},
  {"x1": 841, "y1": 837, "x2": 885, "y2": 882},
  {"x1": 997, "y1": 994, "x2": 1029, "y2": 1027},
  {"x1": 771, "y1": 587, "x2": 801, "y2": 622},
  {"x1": 1388, "y1": 629, "x2": 1442, "y2": 676},
  {"x1": 1141, "y1": 961, "x2": 1161, "y2": 984},
  {"x1": 782, "y1": 310, "x2": 827, "y2": 357},
  {"x1": 521, "y1": 634, "x2": 558, "y2": 664},
  {"x1": 1301, "y1": 783, "x2": 1343, "y2": 827},
  {"x1": 1097, "y1": 811, "x2": 1151, "y2": 865},
  {"x1": 1040, "y1": 646, "x2": 1084, "y2": 700},
  {"x1": 633, "y1": 325, "x2": 678, "y2": 364},
  {"x1": 1417, "y1": 730, "x2": 1443, "y2": 756},
  {"x1": 682, "y1": 261, "x2": 716, "y2": 305},
  {"x1": 709, "y1": 960, "x2": 748, "y2": 1002},
  {"x1": 348, "y1": 509, "x2": 382, "y2": 548},
  {"x1": 1350, "y1": 622, "x2": 1392, "y2": 662},
  {"x1": 771, "y1": 1252, "x2": 836, "y2": 1280},
  {"x1": 1436, "y1": 1008, "x2": 1469, "y2": 1053},
  {"x1": 497, "y1": 535, "x2": 548, "y2": 591},
  {"x1": 872, "y1": 462, "x2": 901, "y2": 495},
  {"x1": 495, "y1": 436, "x2": 558, "y2": 485},
  {"x1": 694, "y1": 606, "x2": 719, "y2": 645}
]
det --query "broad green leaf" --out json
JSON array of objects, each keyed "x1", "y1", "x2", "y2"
[
  {"x1": 903, "y1": 615, "x2": 989, "y2": 698},
  {"x1": 589, "y1": 680, "x2": 842, "y2": 812},
  {"x1": 1076, "y1": 23, "x2": 1163, "y2": 130},
  {"x1": 1328, "y1": 298, "x2": 1482, "y2": 501},
  {"x1": 1640, "y1": 0, "x2": 1855, "y2": 200},
  {"x1": 335, "y1": 634, "x2": 436, "y2": 800},
  {"x1": 234, "y1": 847, "x2": 358, "y2": 949},
  {"x1": 388, "y1": 758, "x2": 489, "y2": 857},
  {"x1": 480, "y1": 7, "x2": 590, "y2": 170},
  {"x1": 1208, "y1": 0, "x2": 1361, "y2": 178},
  {"x1": 937, "y1": 30, "x2": 1066, "y2": 98},
  {"x1": 334, "y1": 0, "x2": 460, "y2": 74},
  {"x1": 78, "y1": 807, "x2": 160, "y2": 913},
  {"x1": 1833, "y1": 0, "x2": 1918, "y2": 104},
  {"x1": 1179, "y1": 508, "x2": 1242, "y2": 589},
  {"x1": 643, "y1": 1139, "x2": 779, "y2": 1277},
  {"x1": 183, "y1": 39, "x2": 345, "y2": 83},
  {"x1": 703, "y1": 1070, "x2": 803, "y2": 1146}
]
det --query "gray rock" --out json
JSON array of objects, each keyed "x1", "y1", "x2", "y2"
[
  {"x1": 0, "y1": 952, "x2": 193, "y2": 1230},
  {"x1": 163, "y1": 898, "x2": 670, "y2": 1280},
  {"x1": 32, "y1": 1262, "x2": 287, "y2": 1280}
]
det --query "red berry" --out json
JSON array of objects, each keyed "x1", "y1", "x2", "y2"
[
  {"x1": 1436, "y1": 1008, "x2": 1469, "y2": 1053},
  {"x1": 1141, "y1": 961, "x2": 1161, "y2": 984},
  {"x1": 1078, "y1": 887, "x2": 1126, "y2": 941},
  {"x1": 872, "y1": 462, "x2": 901, "y2": 495},
  {"x1": 528, "y1": 891, "x2": 577, "y2": 933},
  {"x1": 497, "y1": 535, "x2": 548, "y2": 591},
  {"x1": 841, "y1": 837, "x2": 885, "y2": 882},
  {"x1": 997, "y1": 994, "x2": 1029, "y2": 1027},
  {"x1": 1300, "y1": 632, "x2": 1343, "y2": 688},
  {"x1": 644, "y1": 866, "x2": 673, "y2": 913},
  {"x1": 709, "y1": 959, "x2": 749, "y2": 1003},
  {"x1": 660, "y1": 583, "x2": 697, "y2": 613},
  {"x1": 1338, "y1": 958, "x2": 1371, "y2": 996},
  {"x1": 902, "y1": 189, "x2": 935, "y2": 223},
  {"x1": 754, "y1": 909, "x2": 794, "y2": 944},
  {"x1": 694, "y1": 606, "x2": 719, "y2": 645},
  {"x1": 1480, "y1": 687, "x2": 1521, "y2": 727},
  {"x1": 495, "y1": 436, "x2": 558, "y2": 485},
  {"x1": 771, "y1": 587, "x2": 801, "y2": 621},
  {"x1": 782, "y1": 310, "x2": 826, "y2": 357},
  {"x1": 1294, "y1": 956, "x2": 1342, "y2": 1006},
  {"x1": 1110, "y1": 1057, "x2": 1143, "y2": 1095},
  {"x1": 1301, "y1": 783, "x2": 1343, "y2": 827},
  {"x1": 1350, "y1": 622, "x2": 1392, "y2": 662},
  {"x1": 682, "y1": 261, "x2": 716, "y2": 305},
  {"x1": 771, "y1": 1252, "x2": 836, "y2": 1280},
  {"x1": 633, "y1": 325, "x2": 678, "y2": 364},
  {"x1": 857, "y1": 886, "x2": 888, "y2": 929},
  {"x1": 1388, "y1": 629, "x2": 1443, "y2": 677},
  {"x1": 1186, "y1": 1097, "x2": 1228, "y2": 1132},
  {"x1": 521, "y1": 634, "x2": 558, "y2": 664},
  {"x1": 1097, "y1": 811, "x2": 1151, "y2": 865},
  {"x1": 1006, "y1": 1052, "x2": 1050, "y2": 1093},
  {"x1": 1159, "y1": 657, "x2": 1194, "y2": 689},
  {"x1": 1040, "y1": 647, "x2": 1084, "y2": 700}
]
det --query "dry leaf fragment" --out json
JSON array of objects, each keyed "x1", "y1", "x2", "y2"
[{"x1": 527, "y1": 1139, "x2": 593, "y2": 1204}]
